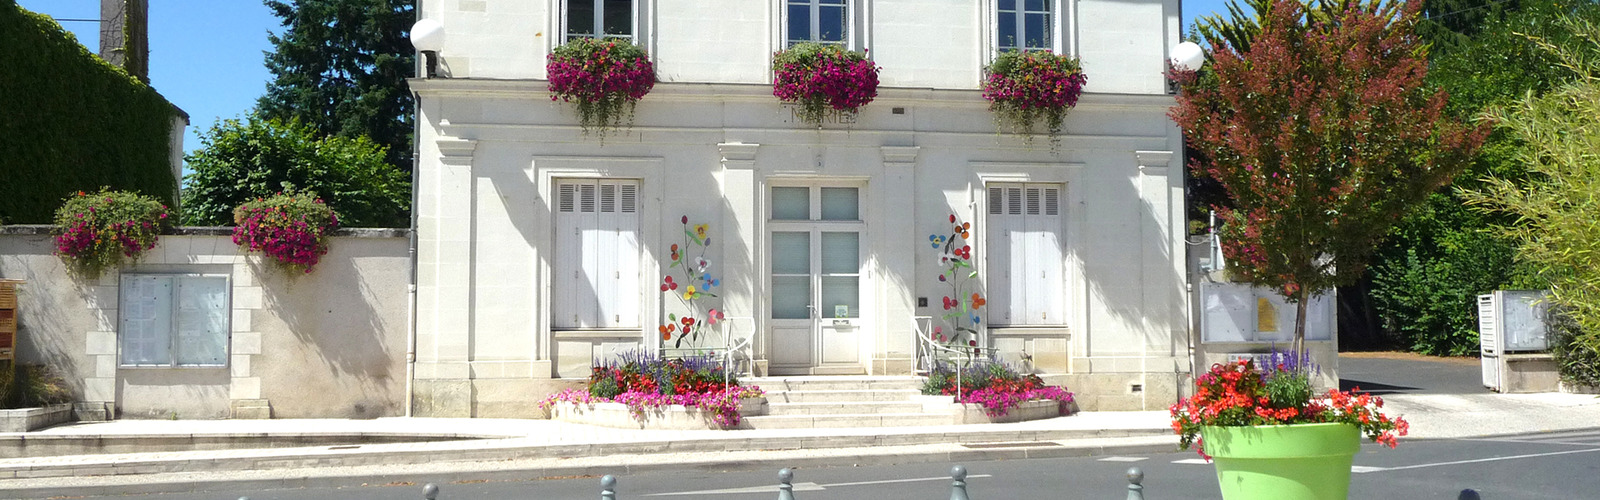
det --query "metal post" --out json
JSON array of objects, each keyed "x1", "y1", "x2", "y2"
[
  {"x1": 423, "y1": 483, "x2": 439, "y2": 500},
  {"x1": 1125, "y1": 467, "x2": 1145, "y2": 500},
  {"x1": 949, "y1": 465, "x2": 970, "y2": 500},
  {"x1": 778, "y1": 468, "x2": 796, "y2": 500},
  {"x1": 602, "y1": 475, "x2": 618, "y2": 500}
]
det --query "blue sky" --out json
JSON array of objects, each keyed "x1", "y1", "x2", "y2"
[{"x1": 18, "y1": 0, "x2": 1232, "y2": 159}]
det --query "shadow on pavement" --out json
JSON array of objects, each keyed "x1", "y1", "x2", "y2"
[{"x1": 1338, "y1": 379, "x2": 1421, "y2": 395}]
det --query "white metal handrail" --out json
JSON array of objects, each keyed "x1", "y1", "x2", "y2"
[
  {"x1": 720, "y1": 316, "x2": 756, "y2": 388},
  {"x1": 912, "y1": 315, "x2": 980, "y2": 401}
]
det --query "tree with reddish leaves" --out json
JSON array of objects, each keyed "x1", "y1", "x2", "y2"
[{"x1": 1169, "y1": 0, "x2": 1489, "y2": 353}]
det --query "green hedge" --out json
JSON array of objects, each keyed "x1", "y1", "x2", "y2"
[{"x1": 0, "y1": 1, "x2": 178, "y2": 224}]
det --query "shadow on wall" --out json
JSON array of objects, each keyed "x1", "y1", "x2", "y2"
[
  {"x1": 1, "y1": 232, "x2": 98, "y2": 406},
  {"x1": 258, "y1": 237, "x2": 405, "y2": 418}
]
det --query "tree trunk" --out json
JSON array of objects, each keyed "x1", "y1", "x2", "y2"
[{"x1": 1294, "y1": 287, "x2": 1310, "y2": 363}]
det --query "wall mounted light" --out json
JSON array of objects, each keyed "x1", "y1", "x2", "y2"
[{"x1": 410, "y1": 18, "x2": 446, "y2": 78}]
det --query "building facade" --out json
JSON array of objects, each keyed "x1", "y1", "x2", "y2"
[{"x1": 410, "y1": 0, "x2": 1190, "y2": 416}]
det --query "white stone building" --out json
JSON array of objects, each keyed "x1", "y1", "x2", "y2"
[{"x1": 409, "y1": 0, "x2": 1190, "y2": 416}]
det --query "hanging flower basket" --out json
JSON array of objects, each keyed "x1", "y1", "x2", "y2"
[
  {"x1": 982, "y1": 50, "x2": 1087, "y2": 139},
  {"x1": 52, "y1": 189, "x2": 170, "y2": 278},
  {"x1": 232, "y1": 189, "x2": 339, "y2": 274},
  {"x1": 547, "y1": 37, "x2": 656, "y2": 137},
  {"x1": 772, "y1": 43, "x2": 880, "y2": 125}
]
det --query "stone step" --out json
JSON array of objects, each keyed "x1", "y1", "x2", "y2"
[
  {"x1": 763, "y1": 389, "x2": 923, "y2": 403},
  {"x1": 765, "y1": 401, "x2": 927, "y2": 416},
  {"x1": 747, "y1": 376, "x2": 926, "y2": 392},
  {"x1": 742, "y1": 412, "x2": 954, "y2": 429}
]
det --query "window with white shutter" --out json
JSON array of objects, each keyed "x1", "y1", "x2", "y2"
[
  {"x1": 554, "y1": 179, "x2": 642, "y2": 329},
  {"x1": 986, "y1": 183, "x2": 1065, "y2": 326},
  {"x1": 119, "y1": 274, "x2": 230, "y2": 367}
]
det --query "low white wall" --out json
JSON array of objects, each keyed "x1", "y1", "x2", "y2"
[{"x1": 0, "y1": 226, "x2": 410, "y2": 419}]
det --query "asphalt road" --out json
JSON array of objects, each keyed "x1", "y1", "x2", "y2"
[
  {"x1": 91, "y1": 428, "x2": 1600, "y2": 500},
  {"x1": 1338, "y1": 353, "x2": 1487, "y2": 395}
]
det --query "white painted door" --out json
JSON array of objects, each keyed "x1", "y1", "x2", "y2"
[{"x1": 768, "y1": 185, "x2": 865, "y2": 374}]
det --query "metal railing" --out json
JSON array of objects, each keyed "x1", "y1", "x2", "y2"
[
  {"x1": 248, "y1": 465, "x2": 1153, "y2": 500},
  {"x1": 720, "y1": 316, "x2": 755, "y2": 388},
  {"x1": 657, "y1": 316, "x2": 755, "y2": 389},
  {"x1": 912, "y1": 315, "x2": 989, "y2": 401}
]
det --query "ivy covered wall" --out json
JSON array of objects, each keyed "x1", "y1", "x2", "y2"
[{"x1": 0, "y1": 0, "x2": 180, "y2": 224}]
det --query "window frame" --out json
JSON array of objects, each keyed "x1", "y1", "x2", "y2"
[
  {"x1": 562, "y1": 0, "x2": 639, "y2": 43},
  {"x1": 781, "y1": 0, "x2": 861, "y2": 49},
  {"x1": 117, "y1": 273, "x2": 232, "y2": 368},
  {"x1": 990, "y1": 0, "x2": 1069, "y2": 55}
]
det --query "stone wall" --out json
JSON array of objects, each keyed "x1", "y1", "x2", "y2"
[{"x1": 0, "y1": 226, "x2": 410, "y2": 419}]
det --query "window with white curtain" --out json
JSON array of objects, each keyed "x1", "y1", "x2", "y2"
[
  {"x1": 553, "y1": 179, "x2": 641, "y2": 329},
  {"x1": 997, "y1": 0, "x2": 1054, "y2": 51},
  {"x1": 785, "y1": 0, "x2": 849, "y2": 46},
  {"x1": 566, "y1": 0, "x2": 635, "y2": 41},
  {"x1": 119, "y1": 274, "x2": 230, "y2": 367},
  {"x1": 986, "y1": 183, "x2": 1065, "y2": 326}
]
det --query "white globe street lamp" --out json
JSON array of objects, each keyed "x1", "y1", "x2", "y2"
[
  {"x1": 1170, "y1": 41, "x2": 1205, "y2": 72},
  {"x1": 410, "y1": 19, "x2": 445, "y2": 78}
]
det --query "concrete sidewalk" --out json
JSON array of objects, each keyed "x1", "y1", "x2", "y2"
[
  {"x1": 0, "y1": 387, "x2": 1594, "y2": 498},
  {"x1": 0, "y1": 411, "x2": 1178, "y2": 497}
]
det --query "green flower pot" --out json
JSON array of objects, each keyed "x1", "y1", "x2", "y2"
[{"x1": 1201, "y1": 422, "x2": 1360, "y2": 500}]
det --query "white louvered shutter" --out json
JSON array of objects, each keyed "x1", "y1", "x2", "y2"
[
  {"x1": 554, "y1": 182, "x2": 588, "y2": 328},
  {"x1": 1006, "y1": 187, "x2": 1029, "y2": 325},
  {"x1": 1023, "y1": 186, "x2": 1065, "y2": 323},
  {"x1": 986, "y1": 187, "x2": 1012, "y2": 325},
  {"x1": 611, "y1": 182, "x2": 640, "y2": 328},
  {"x1": 554, "y1": 180, "x2": 641, "y2": 329},
  {"x1": 595, "y1": 183, "x2": 619, "y2": 328},
  {"x1": 987, "y1": 183, "x2": 1066, "y2": 326},
  {"x1": 120, "y1": 275, "x2": 172, "y2": 365}
]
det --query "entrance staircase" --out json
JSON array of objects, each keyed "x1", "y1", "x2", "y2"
[{"x1": 741, "y1": 376, "x2": 951, "y2": 429}]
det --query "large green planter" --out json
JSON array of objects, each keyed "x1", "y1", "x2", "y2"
[{"x1": 1201, "y1": 422, "x2": 1360, "y2": 500}]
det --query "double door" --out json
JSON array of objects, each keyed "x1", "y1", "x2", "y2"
[{"x1": 768, "y1": 185, "x2": 866, "y2": 374}]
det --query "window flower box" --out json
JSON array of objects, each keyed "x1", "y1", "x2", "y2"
[
  {"x1": 547, "y1": 37, "x2": 656, "y2": 138},
  {"x1": 982, "y1": 50, "x2": 1087, "y2": 140},
  {"x1": 772, "y1": 42, "x2": 880, "y2": 126}
]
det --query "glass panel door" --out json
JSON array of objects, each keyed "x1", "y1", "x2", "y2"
[{"x1": 768, "y1": 184, "x2": 866, "y2": 374}]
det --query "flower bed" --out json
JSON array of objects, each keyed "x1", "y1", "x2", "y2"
[
  {"x1": 547, "y1": 37, "x2": 656, "y2": 137},
  {"x1": 921, "y1": 360, "x2": 1074, "y2": 419},
  {"x1": 232, "y1": 190, "x2": 339, "y2": 274},
  {"x1": 539, "y1": 350, "x2": 764, "y2": 429},
  {"x1": 772, "y1": 43, "x2": 879, "y2": 125},
  {"x1": 52, "y1": 189, "x2": 170, "y2": 278},
  {"x1": 982, "y1": 50, "x2": 1087, "y2": 140}
]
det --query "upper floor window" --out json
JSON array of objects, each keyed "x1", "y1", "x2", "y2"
[
  {"x1": 786, "y1": 0, "x2": 848, "y2": 46},
  {"x1": 567, "y1": 0, "x2": 634, "y2": 41},
  {"x1": 998, "y1": 0, "x2": 1053, "y2": 51}
]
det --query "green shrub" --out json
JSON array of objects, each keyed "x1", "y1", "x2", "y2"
[
  {"x1": 1370, "y1": 198, "x2": 1529, "y2": 356},
  {"x1": 183, "y1": 116, "x2": 409, "y2": 228},
  {"x1": 1547, "y1": 307, "x2": 1600, "y2": 387},
  {"x1": 51, "y1": 189, "x2": 170, "y2": 278}
]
